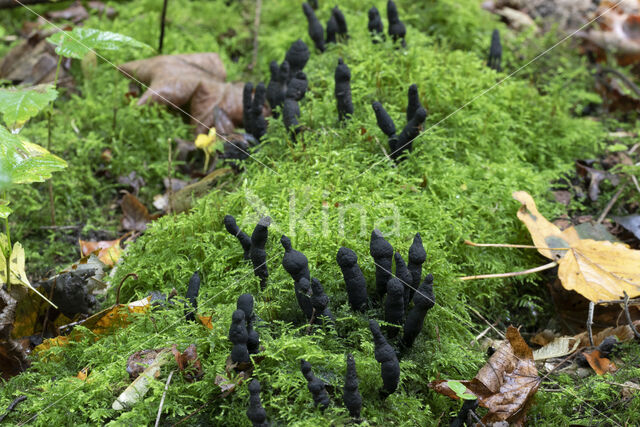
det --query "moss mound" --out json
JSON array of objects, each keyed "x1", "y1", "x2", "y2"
[{"x1": 6, "y1": 0, "x2": 638, "y2": 425}]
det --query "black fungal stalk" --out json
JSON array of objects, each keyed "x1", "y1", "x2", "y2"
[
  {"x1": 387, "y1": 0, "x2": 406, "y2": 47},
  {"x1": 284, "y1": 39, "x2": 310, "y2": 76},
  {"x1": 334, "y1": 58, "x2": 353, "y2": 122},
  {"x1": 450, "y1": 398, "x2": 479, "y2": 427},
  {"x1": 237, "y1": 293, "x2": 260, "y2": 354},
  {"x1": 281, "y1": 235, "x2": 310, "y2": 282},
  {"x1": 394, "y1": 252, "x2": 413, "y2": 308},
  {"x1": 407, "y1": 232, "x2": 426, "y2": 302},
  {"x1": 406, "y1": 84, "x2": 424, "y2": 122},
  {"x1": 243, "y1": 82, "x2": 254, "y2": 136},
  {"x1": 343, "y1": 354, "x2": 362, "y2": 419},
  {"x1": 229, "y1": 310, "x2": 250, "y2": 364},
  {"x1": 303, "y1": 2, "x2": 325, "y2": 52},
  {"x1": 336, "y1": 247, "x2": 368, "y2": 312},
  {"x1": 368, "y1": 6, "x2": 384, "y2": 42},
  {"x1": 310, "y1": 278, "x2": 335, "y2": 325},
  {"x1": 266, "y1": 61, "x2": 279, "y2": 111},
  {"x1": 297, "y1": 276, "x2": 314, "y2": 320},
  {"x1": 282, "y1": 72, "x2": 308, "y2": 138},
  {"x1": 247, "y1": 379, "x2": 269, "y2": 427},
  {"x1": 372, "y1": 101, "x2": 396, "y2": 137},
  {"x1": 392, "y1": 106, "x2": 426, "y2": 161},
  {"x1": 250, "y1": 217, "x2": 271, "y2": 290},
  {"x1": 325, "y1": 13, "x2": 337, "y2": 44},
  {"x1": 250, "y1": 82, "x2": 268, "y2": 141},
  {"x1": 184, "y1": 271, "x2": 200, "y2": 322},
  {"x1": 402, "y1": 274, "x2": 435, "y2": 349},
  {"x1": 369, "y1": 320, "x2": 400, "y2": 398},
  {"x1": 224, "y1": 215, "x2": 252, "y2": 260},
  {"x1": 384, "y1": 277, "x2": 404, "y2": 338},
  {"x1": 370, "y1": 229, "x2": 394, "y2": 298},
  {"x1": 488, "y1": 29, "x2": 502, "y2": 71},
  {"x1": 300, "y1": 359, "x2": 331, "y2": 410},
  {"x1": 266, "y1": 60, "x2": 290, "y2": 117},
  {"x1": 332, "y1": 7, "x2": 348, "y2": 41}
]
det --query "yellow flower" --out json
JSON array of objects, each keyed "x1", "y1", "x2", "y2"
[{"x1": 195, "y1": 127, "x2": 216, "y2": 172}]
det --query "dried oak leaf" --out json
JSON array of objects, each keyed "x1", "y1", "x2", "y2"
[
  {"x1": 171, "y1": 344, "x2": 204, "y2": 382},
  {"x1": 513, "y1": 191, "x2": 640, "y2": 302},
  {"x1": 429, "y1": 326, "x2": 540, "y2": 426},
  {"x1": 118, "y1": 53, "x2": 245, "y2": 135},
  {"x1": 120, "y1": 193, "x2": 158, "y2": 232}
]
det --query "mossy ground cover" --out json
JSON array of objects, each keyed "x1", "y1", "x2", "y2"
[{"x1": 1, "y1": 0, "x2": 639, "y2": 425}]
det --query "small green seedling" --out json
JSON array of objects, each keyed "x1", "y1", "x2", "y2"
[{"x1": 447, "y1": 380, "x2": 477, "y2": 400}]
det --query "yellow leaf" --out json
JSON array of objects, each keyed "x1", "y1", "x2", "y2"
[{"x1": 514, "y1": 191, "x2": 640, "y2": 302}]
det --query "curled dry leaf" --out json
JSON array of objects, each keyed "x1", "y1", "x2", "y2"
[
  {"x1": 127, "y1": 348, "x2": 166, "y2": 379},
  {"x1": 583, "y1": 349, "x2": 618, "y2": 375},
  {"x1": 532, "y1": 337, "x2": 580, "y2": 361},
  {"x1": 119, "y1": 53, "x2": 248, "y2": 135},
  {"x1": 171, "y1": 344, "x2": 204, "y2": 382},
  {"x1": 121, "y1": 193, "x2": 159, "y2": 232},
  {"x1": 79, "y1": 235, "x2": 125, "y2": 266},
  {"x1": 513, "y1": 191, "x2": 640, "y2": 302},
  {"x1": 429, "y1": 326, "x2": 540, "y2": 426}
]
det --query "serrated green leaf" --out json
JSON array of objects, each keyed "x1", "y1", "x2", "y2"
[
  {"x1": 47, "y1": 28, "x2": 152, "y2": 60},
  {"x1": 0, "y1": 85, "x2": 58, "y2": 131},
  {"x1": 0, "y1": 125, "x2": 67, "y2": 190}
]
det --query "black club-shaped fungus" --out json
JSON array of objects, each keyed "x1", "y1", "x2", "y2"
[
  {"x1": 281, "y1": 235, "x2": 310, "y2": 282},
  {"x1": 311, "y1": 278, "x2": 335, "y2": 325},
  {"x1": 392, "y1": 106, "x2": 426, "y2": 161},
  {"x1": 371, "y1": 101, "x2": 396, "y2": 137},
  {"x1": 184, "y1": 271, "x2": 200, "y2": 322},
  {"x1": 282, "y1": 72, "x2": 308, "y2": 137},
  {"x1": 242, "y1": 82, "x2": 254, "y2": 136},
  {"x1": 369, "y1": 319, "x2": 400, "y2": 398},
  {"x1": 407, "y1": 232, "x2": 426, "y2": 302},
  {"x1": 334, "y1": 58, "x2": 353, "y2": 121},
  {"x1": 301, "y1": 359, "x2": 331, "y2": 410},
  {"x1": 250, "y1": 82, "x2": 268, "y2": 141},
  {"x1": 302, "y1": 2, "x2": 325, "y2": 52},
  {"x1": 325, "y1": 13, "x2": 337, "y2": 44},
  {"x1": 250, "y1": 216, "x2": 271, "y2": 290},
  {"x1": 406, "y1": 84, "x2": 425, "y2": 123},
  {"x1": 266, "y1": 61, "x2": 280, "y2": 110},
  {"x1": 402, "y1": 274, "x2": 435, "y2": 349},
  {"x1": 229, "y1": 310, "x2": 250, "y2": 364},
  {"x1": 368, "y1": 6, "x2": 384, "y2": 42},
  {"x1": 284, "y1": 39, "x2": 310, "y2": 76},
  {"x1": 224, "y1": 215, "x2": 252, "y2": 259},
  {"x1": 336, "y1": 247, "x2": 368, "y2": 312},
  {"x1": 370, "y1": 229, "x2": 394, "y2": 298},
  {"x1": 488, "y1": 29, "x2": 502, "y2": 71},
  {"x1": 450, "y1": 398, "x2": 478, "y2": 427},
  {"x1": 247, "y1": 379, "x2": 269, "y2": 427},
  {"x1": 237, "y1": 293, "x2": 260, "y2": 354},
  {"x1": 296, "y1": 276, "x2": 314, "y2": 320},
  {"x1": 393, "y1": 251, "x2": 413, "y2": 309},
  {"x1": 384, "y1": 277, "x2": 404, "y2": 338},
  {"x1": 387, "y1": 0, "x2": 406, "y2": 47},
  {"x1": 332, "y1": 6, "x2": 348, "y2": 41},
  {"x1": 343, "y1": 354, "x2": 362, "y2": 419}
]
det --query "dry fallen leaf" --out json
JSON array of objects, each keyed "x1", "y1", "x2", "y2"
[
  {"x1": 79, "y1": 236, "x2": 125, "y2": 266},
  {"x1": 429, "y1": 326, "x2": 540, "y2": 426},
  {"x1": 532, "y1": 337, "x2": 580, "y2": 361},
  {"x1": 583, "y1": 349, "x2": 618, "y2": 375},
  {"x1": 171, "y1": 344, "x2": 204, "y2": 382},
  {"x1": 120, "y1": 193, "x2": 158, "y2": 232},
  {"x1": 119, "y1": 53, "x2": 246, "y2": 135},
  {"x1": 513, "y1": 191, "x2": 640, "y2": 302}
]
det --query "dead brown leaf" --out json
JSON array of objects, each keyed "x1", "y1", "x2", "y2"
[
  {"x1": 79, "y1": 236, "x2": 125, "y2": 266},
  {"x1": 171, "y1": 344, "x2": 204, "y2": 382},
  {"x1": 429, "y1": 326, "x2": 540, "y2": 426},
  {"x1": 127, "y1": 348, "x2": 166, "y2": 379},
  {"x1": 583, "y1": 349, "x2": 618, "y2": 375},
  {"x1": 119, "y1": 54, "x2": 249, "y2": 135},
  {"x1": 46, "y1": 1, "x2": 89, "y2": 23},
  {"x1": 121, "y1": 193, "x2": 158, "y2": 232}
]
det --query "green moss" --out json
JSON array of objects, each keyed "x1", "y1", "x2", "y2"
[{"x1": 2, "y1": 0, "x2": 639, "y2": 425}]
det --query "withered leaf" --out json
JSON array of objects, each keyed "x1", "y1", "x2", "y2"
[
  {"x1": 583, "y1": 349, "x2": 618, "y2": 375},
  {"x1": 171, "y1": 344, "x2": 204, "y2": 382},
  {"x1": 429, "y1": 326, "x2": 540, "y2": 426},
  {"x1": 79, "y1": 235, "x2": 125, "y2": 266},
  {"x1": 121, "y1": 193, "x2": 158, "y2": 232},
  {"x1": 118, "y1": 53, "x2": 245, "y2": 135},
  {"x1": 127, "y1": 348, "x2": 166, "y2": 379}
]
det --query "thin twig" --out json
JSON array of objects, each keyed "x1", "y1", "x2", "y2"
[
  {"x1": 167, "y1": 138, "x2": 173, "y2": 215},
  {"x1": 597, "y1": 182, "x2": 627, "y2": 224},
  {"x1": 467, "y1": 306, "x2": 506, "y2": 339},
  {"x1": 249, "y1": 0, "x2": 262, "y2": 70},
  {"x1": 460, "y1": 261, "x2": 558, "y2": 281},
  {"x1": 155, "y1": 370, "x2": 174, "y2": 427},
  {"x1": 468, "y1": 409, "x2": 487, "y2": 427},
  {"x1": 631, "y1": 174, "x2": 640, "y2": 195},
  {"x1": 623, "y1": 292, "x2": 640, "y2": 339},
  {"x1": 0, "y1": 395, "x2": 27, "y2": 423},
  {"x1": 587, "y1": 301, "x2": 595, "y2": 347},
  {"x1": 470, "y1": 325, "x2": 492, "y2": 346},
  {"x1": 116, "y1": 273, "x2": 138, "y2": 305},
  {"x1": 464, "y1": 240, "x2": 569, "y2": 251}
]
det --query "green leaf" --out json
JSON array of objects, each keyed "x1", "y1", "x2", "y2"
[
  {"x1": 447, "y1": 380, "x2": 476, "y2": 400},
  {"x1": 0, "y1": 125, "x2": 67, "y2": 190},
  {"x1": 0, "y1": 200, "x2": 10, "y2": 219},
  {"x1": 608, "y1": 143, "x2": 628, "y2": 152},
  {"x1": 460, "y1": 393, "x2": 477, "y2": 400},
  {"x1": 0, "y1": 85, "x2": 58, "y2": 132},
  {"x1": 47, "y1": 28, "x2": 152, "y2": 60}
]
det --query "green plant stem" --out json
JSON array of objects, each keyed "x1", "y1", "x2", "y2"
[
  {"x1": 3, "y1": 191, "x2": 10, "y2": 288},
  {"x1": 46, "y1": 54, "x2": 63, "y2": 226}
]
